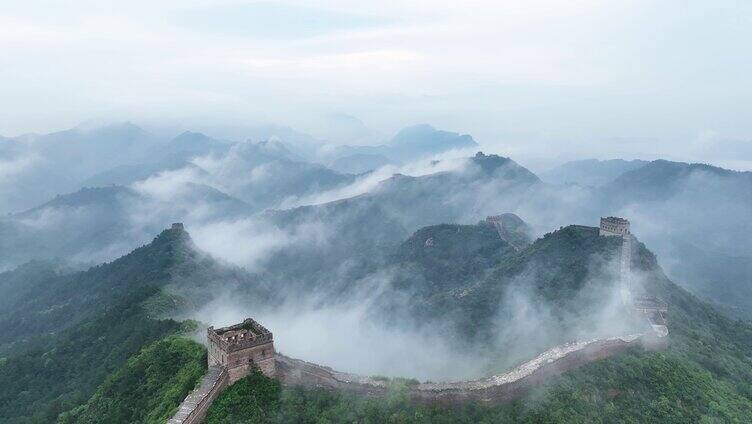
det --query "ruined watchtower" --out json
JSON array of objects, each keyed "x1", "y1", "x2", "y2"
[
  {"x1": 207, "y1": 318, "x2": 276, "y2": 383},
  {"x1": 599, "y1": 216, "x2": 630, "y2": 237}
]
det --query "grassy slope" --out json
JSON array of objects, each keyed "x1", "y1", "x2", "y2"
[{"x1": 58, "y1": 336, "x2": 207, "y2": 424}]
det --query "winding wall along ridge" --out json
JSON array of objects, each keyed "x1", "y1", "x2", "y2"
[{"x1": 275, "y1": 333, "x2": 650, "y2": 406}]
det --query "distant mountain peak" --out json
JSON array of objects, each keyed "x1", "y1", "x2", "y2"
[
  {"x1": 469, "y1": 152, "x2": 541, "y2": 182},
  {"x1": 392, "y1": 123, "x2": 436, "y2": 137},
  {"x1": 117, "y1": 222, "x2": 198, "y2": 275},
  {"x1": 173, "y1": 130, "x2": 212, "y2": 142},
  {"x1": 164, "y1": 131, "x2": 228, "y2": 159},
  {"x1": 255, "y1": 139, "x2": 298, "y2": 160},
  {"x1": 384, "y1": 124, "x2": 478, "y2": 161},
  {"x1": 646, "y1": 159, "x2": 741, "y2": 177},
  {"x1": 391, "y1": 124, "x2": 477, "y2": 147},
  {"x1": 540, "y1": 158, "x2": 649, "y2": 187},
  {"x1": 168, "y1": 131, "x2": 220, "y2": 149},
  {"x1": 24, "y1": 185, "x2": 137, "y2": 213},
  {"x1": 73, "y1": 121, "x2": 150, "y2": 141},
  {"x1": 607, "y1": 158, "x2": 747, "y2": 197}
]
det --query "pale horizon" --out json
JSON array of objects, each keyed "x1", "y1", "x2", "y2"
[{"x1": 2, "y1": 0, "x2": 752, "y2": 170}]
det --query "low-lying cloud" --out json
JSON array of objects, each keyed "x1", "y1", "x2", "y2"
[{"x1": 279, "y1": 148, "x2": 475, "y2": 208}]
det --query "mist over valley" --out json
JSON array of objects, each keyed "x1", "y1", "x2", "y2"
[{"x1": 3, "y1": 1, "x2": 752, "y2": 422}]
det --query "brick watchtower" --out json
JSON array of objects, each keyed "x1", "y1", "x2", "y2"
[{"x1": 207, "y1": 318, "x2": 276, "y2": 383}]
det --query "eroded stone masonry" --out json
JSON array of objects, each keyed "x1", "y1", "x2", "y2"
[{"x1": 169, "y1": 217, "x2": 669, "y2": 422}]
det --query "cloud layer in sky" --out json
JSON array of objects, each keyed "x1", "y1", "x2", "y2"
[{"x1": 1, "y1": 0, "x2": 751, "y2": 167}]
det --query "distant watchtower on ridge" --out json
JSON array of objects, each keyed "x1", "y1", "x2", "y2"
[{"x1": 599, "y1": 216, "x2": 629, "y2": 237}]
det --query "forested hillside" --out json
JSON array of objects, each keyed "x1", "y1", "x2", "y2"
[
  {"x1": 58, "y1": 336, "x2": 207, "y2": 424},
  {"x1": 0, "y1": 287, "x2": 183, "y2": 423},
  {"x1": 0, "y1": 225, "x2": 265, "y2": 423},
  {"x1": 3, "y1": 220, "x2": 752, "y2": 423}
]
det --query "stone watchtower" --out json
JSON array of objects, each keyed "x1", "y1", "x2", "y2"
[
  {"x1": 207, "y1": 318, "x2": 276, "y2": 383},
  {"x1": 599, "y1": 216, "x2": 630, "y2": 237},
  {"x1": 169, "y1": 319, "x2": 275, "y2": 424}
]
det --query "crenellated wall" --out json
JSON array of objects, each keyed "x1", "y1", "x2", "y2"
[
  {"x1": 168, "y1": 365, "x2": 228, "y2": 424},
  {"x1": 169, "y1": 332, "x2": 662, "y2": 423},
  {"x1": 207, "y1": 319, "x2": 276, "y2": 384},
  {"x1": 275, "y1": 334, "x2": 656, "y2": 406}
]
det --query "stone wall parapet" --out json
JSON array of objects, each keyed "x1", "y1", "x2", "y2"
[{"x1": 168, "y1": 365, "x2": 228, "y2": 424}]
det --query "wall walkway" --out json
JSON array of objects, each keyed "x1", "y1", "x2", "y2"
[
  {"x1": 168, "y1": 365, "x2": 228, "y2": 424},
  {"x1": 276, "y1": 334, "x2": 649, "y2": 406}
]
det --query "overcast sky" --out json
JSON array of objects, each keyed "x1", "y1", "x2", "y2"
[{"x1": 1, "y1": 0, "x2": 751, "y2": 168}]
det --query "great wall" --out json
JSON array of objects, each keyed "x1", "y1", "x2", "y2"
[{"x1": 169, "y1": 217, "x2": 669, "y2": 424}]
